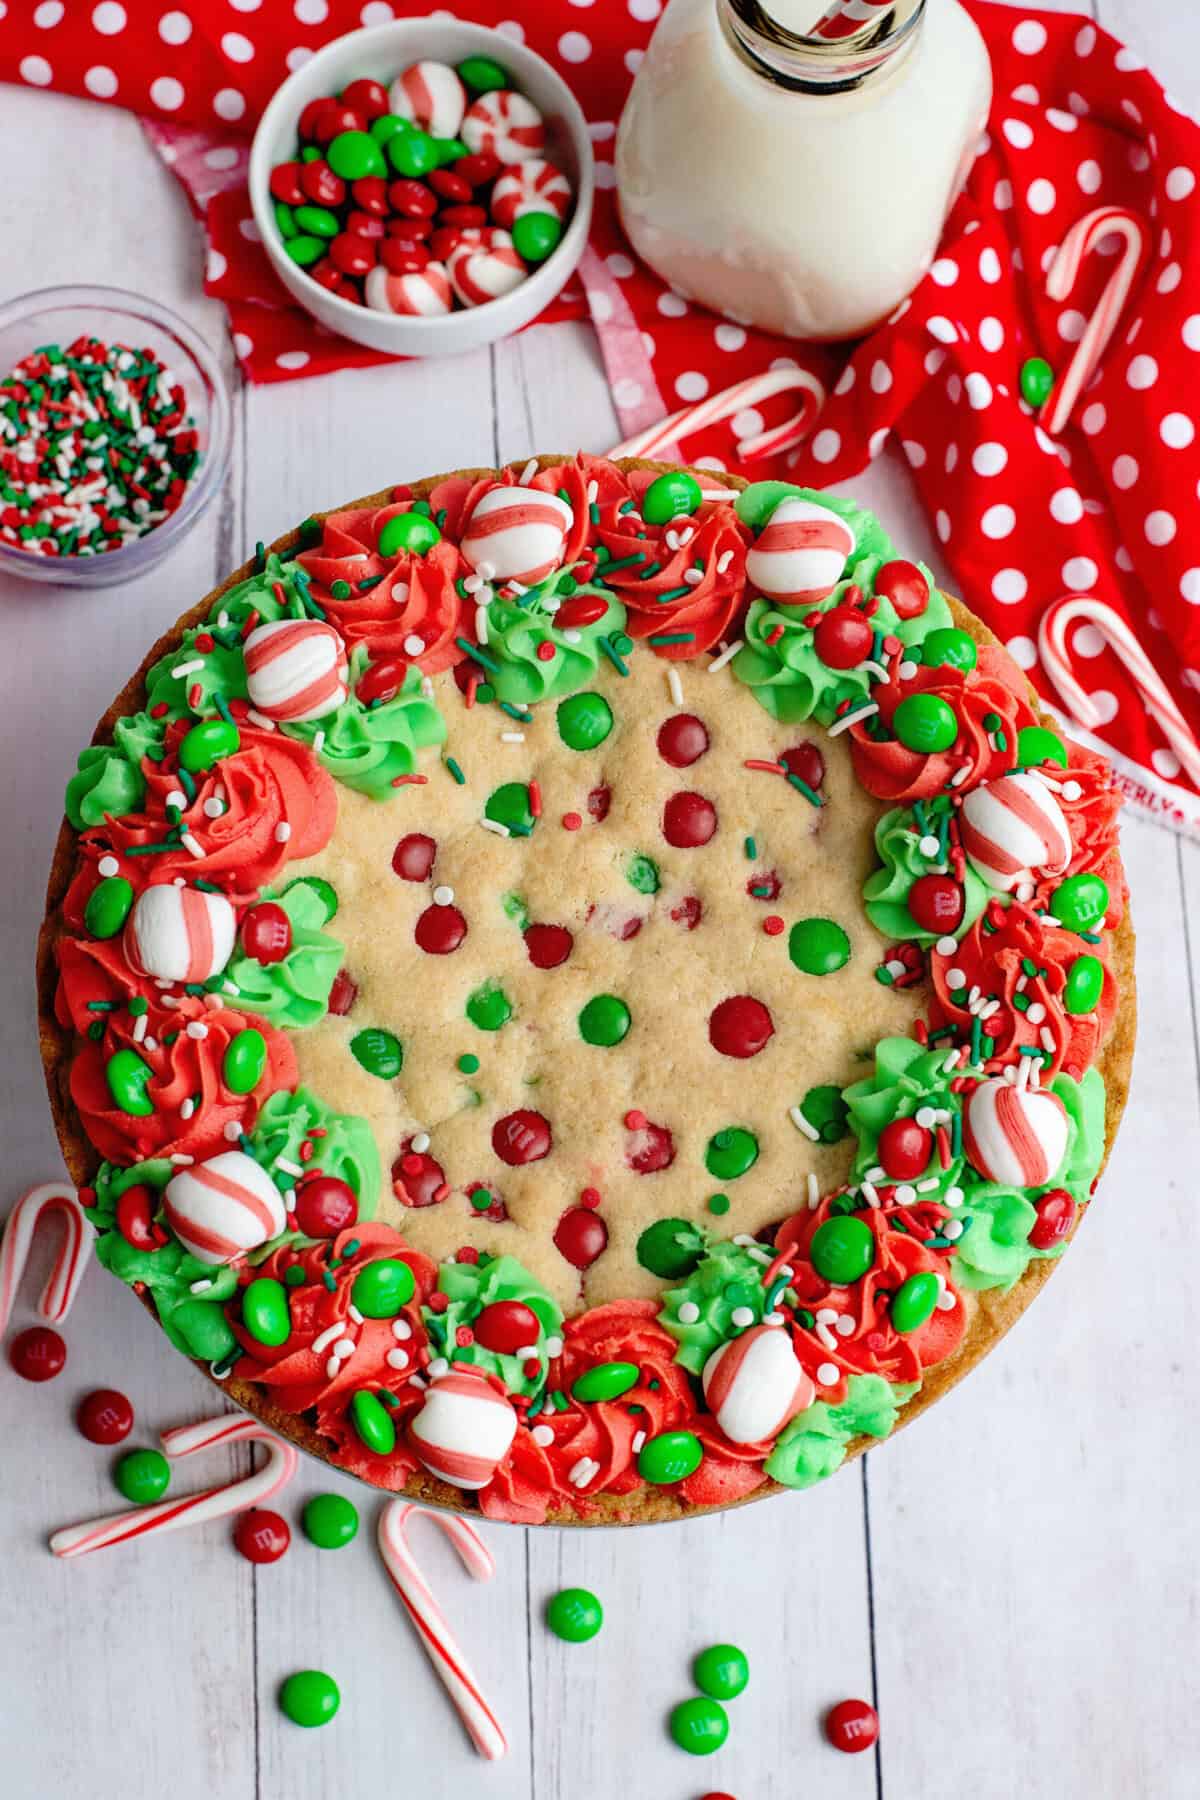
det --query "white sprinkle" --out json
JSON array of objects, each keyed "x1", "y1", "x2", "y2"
[
  {"x1": 667, "y1": 666, "x2": 684, "y2": 707},
  {"x1": 407, "y1": 1374, "x2": 427, "y2": 1391},
  {"x1": 677, "y1": 1301, "x2": 701, "y2": 1325},
  {"x1": 1016, "y1": 880, "x2": 1036, "y2": 902},
  {"x1": 169, "y1": 1153, "x2": 194, "y2": 1166},
  {"x1": 475, "y1": 603, "x2": 490, "y2": 644},
  {"x1": 942, "y1": 1218, "x2": 965, "y2": 1242},
  {"x1": 915, "y1": 1106, "x2": 937, "y2": 1128},
  {"x1": 948, "y1": 762, "x2": 971, "y2": 787},
  {"x1": 514, "y1": 1343, "x2": 539, "y2": 1363},
  {"x1": 946, "y1": 968, "x2": 967, "y2": 991},
  {"x1": 325, "y1": 1357, "x2": 341, "y2": 1380},
  {"x1": 563, "y1": 628, "x2": 582, "y2": 646},
  {"x1": 1040, "y1": 1027, "x2": 1057, "y2": 1052},
  {"x1": 828, "y1": 702, "x2": 879, "y2": 736},
  {"x1": 730, "y1": 1306, "x2": 755, "y2": 1328},
  {"x1": 532, "y1": 1424, "x2": 555, "y2": 1448},
  {"x1": 427, "y1": 1357, "x2": 450, "y2": 1379},
  {"x1": 919, "y1": 835, "x2": 941, "y2": 859},
  {"x1": 569, "y1": 1457, "x2": 598, "y2": 1489},
  {"x1": 313, "y1": 1322, "x2": 349, "y2": 1357},
  {"x1": 392, "y1": 1317, "x2": 413, "y2": 1341},
  {"x1": 181, "y1": 832, "x2": 206, "y2": 859},
  {"x1": 817, "y1": 1362, "x2": 841, "y2": 1387},
  {"x1": 942, "y1": 1049, "x2": 963, "y2": 1073},
  {"x1": 631, "y1": 1430, "x2": 647, "y2": 1455},
  {"x1": 159, "y1": 992, "x2": 180, "y2": 1009},
  {"x1": 545, "y1": 1335, "x2": 563, "y2": 1358},
  {"x1": 421, "y1": 677, "x2": 434, "y2": 699},
  {"x1": 861, "y1": 660, "x2": 889, "y2": 682},
  {"x1": 860, "y1": 1180, "x2": 880, "y2": 1206},
  {"x1": 166, "y1": 789, "x2": 187, "y2": 812},
  {"x1": 97, "y1": 855, "x2": 119, "y2": 877},
  {"x1": 716, "y1": 549, "x2": 734, "y2": 575},
  {"x1": 313, "y1": 730, "x2": 326, "y2": 757},
  {"x1": 835, "y1": 1314, "x2": 857, "y2": 1337},
  {"x1": 807, "y1": 1172, "x2": 820, "y2": 1208},
  {"x1": 274, "y1": 821, "x2": 292, "y2": 843},
  {"x1": 476, "y1": 560, "x2": 497, "y2": 583},
  {"x1": 945, "y1": 1185, "x2": 964, "y2": 1208},
  {"x1": 403, "y1": 633, "x2": 425, "y2": 657},
  {"x1": 816, "y1": 1322, "x2": 837, "y2": 1351},
  {"x1": 185, "y1": 1020, "x2": 208, "y2": 1040},
  {"x1": 1027, "y1": 1001, "x2": 1046, "y2": 1025},
  {"x1": 223, "y1": 1120, "x2": 241, "y2": 1141},
  {"x1": 347, "y1": 1306, "x2": 364, "y2": 1326},
  {"x1": 501, "y1": 731, "x2": 525, "y2": 743},
  {"x1": 173, "y1": 658, "x2": 204, "y2": 679},
  {"x1": 1062, "y1": 779, "x2": 1083, "y2": 801},
  {"x1": 203, "y1": 797, "x2": 225, "y2": 819},
  {"x1": 480, "y1": 818, "x2": 510, "y2": 837},
  {"x1": 519, "y1": 458, "x2": 539, "y2": 485},
  {"x1": 936, "y1": 1287, "x2": 957, "y2": 1311},
  {"x1": 432, "y1": 884, "x2": 455, "y2": 907},
  {"x1": 463, "y1": 572, "x2": 484, "y2": 595},
  {"x1": 895, "y1": 1184, "x2": 917, "y2": 1205},
  {"x1": 333, "y1": 1338, "x2": 355, "y2": 1362},
  {"x1": 133, "y1": 1014, "x2": 148, "y2": 1044},
  {"x1": 275, "y1": 1156, "x2": 303, "y2": 1177},
  {"x1": 816, "y1": 1307, "x2": 838, "y2": 1325},
  {"x1": 935, "y1": 936, "x2": 958, "y2": 957},
  {"x1": 411, "y1": 1132, "x2": 430, "y2": 1154},
  {"x1": 916, "y1": 1176, "x2": 940, "y2": 1193},
  {"x1": 246, "y1": 709, "x2": 277, "y2": 731},
  {"x1": 707, "y1": 638, "x2": 743, "y2": 673},
  {"x1": 898, "y1": 659, "x2": 919, "y2": 680},
  {"x1": 789, "y1": 1105, "x2": 820, "y2": 1142},
  {"x1": 386, "y1": 1348, "x2": 410, "y2": 1371},
  {"x1": 683, "y1": 567, "x2": 704, "y2": 586},
  {"x1": 886, "y1": 959, "x2": 907, "y2": 980}
]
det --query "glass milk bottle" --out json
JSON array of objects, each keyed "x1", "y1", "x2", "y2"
[{"x1": 616, "y1": 0, "x2": 992, "y2": 340}]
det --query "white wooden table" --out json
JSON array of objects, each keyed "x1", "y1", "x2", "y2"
[{"x1": 2, "y1": 4, "x2": 1198, "y2": 1796}]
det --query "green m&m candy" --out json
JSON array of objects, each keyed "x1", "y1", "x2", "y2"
[
  {"x1": 637, "y1": 1429, "x2": 703, "y2": 1485},
  {"x1": 371, "y1": 113, "x2": 411, "y2": 146},
  {"x1": 637, "y1": 1217, "x2": 705, "y2": 1279},
  {"x1": 557, "y1": 691, "x2": 613, "y2": 751},
  {"x1": 279, "y1": 1669, "x2": 340, "y2": 1728},
  {"x1": 350, "y1": 1027, "x2": 403, "y2": 1079},
  {"x1": 572, "y1": 1361, "x2": 640, "y2": 1403},
  {"x1": 430, "y1": 136, "x2": 469, "y2": 165},
  {"x1": 578, "y1": 993, "x2": 631, "y2": 1047},
  {"x1": 285, "y1": 235, "x2": 325, "y2": 267},
  {"x1": 1064, "y1": 952, "x2": 1105, "y2": 1014},
  {"x1": 387, "y1": 128, "x2": 437, "y2": 178},
  {"x1": 512, "y1": 212, "x2": 562, "y2": 263},
  {"x1": 85, "y1": 874, "x2": 133, "y2": 939},
  {"x1": 223, "y1": 1027, "x2": 267, "y2": 1095},
  {"x1": 179, "y1": 718, "x2": 240, "y2": 772},
  {"x1": 1017, "y1": 724, "x2": 1068, "y2": 769},
  {"x1": 274, "y1": 201, "x2": 297, "y2": 239},
  {"x1": 921, "y1": 627, "x2": 977, "y2": 673},
  {"x1": 546, "y1": 1586, "x2": 604, "y2": 1641},
  {"x1": 670, "y1": 1695, "x2": 729, "y2": 1755},
  {"x1": 351, "y1": 1257, "x2": 415, "y2": 1319},
  {"x1": 293, "y1": 203, "x2": 340, "y2": 239},
  {"x1": 890, "y1": 1270, "x2": 940, "y2": 1334},
  {"x1": 241, "y1": 1276, "x2": 291, "y2": 1348},
  {"x1": 302, "y1": 1492, "x2": 359, "y2": 1549},
  {"x1": 115, "y1": 1446, "x2": 170, "y2": 1504},
  {"x1": 467, "y1": 981, "x2": 512, "y2": 1031},
  {"x1": 486, "y1": 781, "x2": 535, "y2": 833},
  {"x1": 810, "y1": 1214, "x2": 875, "y2": 1285},
  {"x1": 627, "y1": 853, "x2": 660, "y2": 895},
  {"x1": 350, "y1": 1388, "x2": 397, "y2": 1456},
  {"x1": 1020, "y1": 355, "x2": 1055, "y2": 408},
  {"x1": 704, "y1": 1127, "x2": 759, "y2": 1181},
  {"x1": 326, "y1": 129, "x2": 386, "y2": 181},
  {"x1": 799, "y1": 1083, "x2": 849, "y2": 1144},
  {"x1": 378, "y1": 510, "x2": 442, "y2": 558},
  {"x1": 1049, "y1": 872, "x2": 1109, "y2": 933},
  {"x1": 642, "y1": 470, "x2": 703, "y2": 525},
  {"x1": 788, "y1": 916, "x2": 851, "y2": 976},
  {"x1": 458, "y1": 54, "x2": 509, "y2": 93},
  {"x1": 893, "y1": 692, "x2": 958, "y2": 754},
  {"x1": 105, "y1": 1047, "x2": 155, "y2": 1116},
  {"x1": 693, "y1": 1642, "x2": 750, "y2": 1701},
  {"x1": 172, "y1": 1297, "x2": 238, "y2": 1363}
]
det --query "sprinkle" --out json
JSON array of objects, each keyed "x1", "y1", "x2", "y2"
[
  {"x1": 787, "y1": 773, "x2": 822, "y2": 806},
  {"x1": 790, "y1": 1105, "x2": 820, "y2": 1142},
  {"x1": 180, "y1": 832, "x2": 205, "y2": 859},
  {"x1": 598, "y1": 635, "x2": 629, "y2": 676},
  {"x1": 561, "y1": 811, "x2": 582, "y2": 830},
  {"x1": 707, "y1": 639, "x2": 743, "y2": 673},
  {"x1": 480, "y1": 817, "x2": 510, "y2": 837},
  {"x1": 432, "y1": 884, "x2": 455, "y2": 906},
  {"x1": 648, "y1": 630, "x2": 694, "y2": 645},
  {"x1": 667, "y1": 667, "x2": 684, "y2": 707},
  {"x1": 528, "y1": 779, "x2": 542, "y2": 818},
  {"x1": 730, "y1": 1306, "x2": 755, "y2": 1329},
  {"x1": 716, "y1": 550, "x2": 734, "y2": 575},
  {"x1": 677, "y1": 1301, "x2": 701, "y2": 1324},
  {"x1": 444, "y1": 756, "x2": 466, "y2": 785},
  {"x1": 816, "y1": 1362, "x2": 841, "y2": 1387},
  {"x1": 390, "y1": 772, "x2": 428, "y2": 788},
  {"x1": 745, "y1": 758, "x2": 785, "y2": 775},
  {"x1": 744, "y1": 835, "x2": 757, "y2": 859},
  {"x1": 456, "y1": 636, "x2": 498, "y2": 671},
  {"x1": 245, "y1": 709, "x2": 277, "y2": 731},
  {"x1": 173, "y1": 658, "x2": 204, "y2": 679},
  {"x1": 274, "y1": 821, "x2": 292, "y2": 843},
  {"x1": 763, "y1": 915, "x2": 784, "y2": 936},
  {"x1": 501, "y1": 730, "x2": 525, "y2": 743},
  {"x1": 828, "y1": 703, "x2": 879, "y2": 736},
  {"x1": 474, "y1": 604, "x2": 489, "y2": 645}
]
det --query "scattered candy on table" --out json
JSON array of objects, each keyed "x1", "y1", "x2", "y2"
[
  {"x1": 545, "y1": 1587, "x2": 604, "y2": 1643},
  {"x1": 670, "y1": 1695, "x2": 730, "y2": 1756},
  {"x1": 279, "y1": 1668, "x2": 340, "y2": 1728},
  {"x1": 692, "y1": 1643, "x2": 749, "y2": 1702},
  {"x1": 0, "y1": 338, "x2": 200, "y2": 559},
  {"x1": 301, "y1": 1491, "x2": 360, "y2": 1549},
  {"x1": 0, "y1": 1181, "x2": 94, "y2": 1336},
  {"x1": 9, "y1": 1324, "x2": 67, "y2": 1382},
  {"x1": 234, "y1": 1508, "x2": 292, "y2": 1565},
  {"x1": 269, "y1": 56, "x2": 573, "y2": 318},
  {"x1": 114, "y1": 1446, "x2": 171, "y2": 1504},
  {"x1": 76, "y1": 1389, "x2": 134, "y2": 1445},
  {"x1": 824, "y1": 1696, "x2": 880, "y2": 1754}
]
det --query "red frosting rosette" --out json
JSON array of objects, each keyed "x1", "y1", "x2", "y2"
[
  {"x1": 86, "y1": 720, "x2": 334, "y2": 906},
  {"x1": 422, "y1": 457, "x2": 592, "y2": 566},
  {"x1": 850, "y1": 647, "x2": 1038, "y2": 803},
  {"x1": 67, "y1": 993, "x2": 296, "y2": 1164},
  {"x1": 1030, "y1": 741, "x2": 1127, "y2": 928},
  {"x1": 298, "y1": 501, "x2": 468, "y2": 670},
  {"x1": 930, "y1": 900, "x2": 1118, "y2": 1082},
  {"x1": 774, "y1": 1200, "x2": 967, "y2": 1398}
]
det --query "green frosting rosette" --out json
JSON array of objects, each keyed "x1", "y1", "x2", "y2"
[
  {"x1": 659, "y1": 1239, "x2": 774, "y2": 1374},
  {"x1": 843, "y1": 1035, "x2": 965, "y2": 1201},
  {"x1": 222, "y1": 877, "x2": 344, "y2": 1027},
  {"x1": 204, "y1": 552, "x2": 309, "y2": 632},
  {"x1": 954, "y1": 1066, "x2": 1106, "y2": 1291},
  {"x1": 144, "y1": 630, "x2": 249, "y2": 720},
  {"x1": 64, "y1": 710, "x2": 167, "y2": 828},
  {"x1": 284, "y1": 646, "x2": 446, "y2": 799},
  {"x1": 765, "y1": 1375, "x2": 918, "y2": 1489},
  {"x1": 248, "y1": 1083, "x2": 381, "y2": 1217},
  {"x1": 480, "y1": 570, "x2": 628, "y2": 706},
  {"x1": 863, "y1": 800, "x2": 990, "y2": 946},
  {"x1": 423, "y1": 1253, "x2": 563, "y2": 1398},
  {"x1": 731, "y1": 484, "x2": 953, "y2": 724}
]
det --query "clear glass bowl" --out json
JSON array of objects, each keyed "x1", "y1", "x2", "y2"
[{"x1": 0, "y1": 284, "x2": 231, "y2": 589}]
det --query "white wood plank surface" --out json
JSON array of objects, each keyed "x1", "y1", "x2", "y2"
[{"x1": 3, "y1": 3, "x2": 1199, "y2": 1795}]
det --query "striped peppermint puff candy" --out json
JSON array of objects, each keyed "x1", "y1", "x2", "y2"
[
  {"x1": 244, "y1": 618, "x2": 348, "y2": 723},
  {"x1": 702, "y1": 1324, "x2": 815, "y2": 1448},
  {"x1": 959, "y1": 772, "x2": 1072, "y2": 894},
  {"x1": 490, "y1": 159, "x2": 572, "y2": 229},
  {"x1": 461, "y1": 89, "x2": 545, "y2": 163},
  {"x1": 124, "y1": 883, "x2": 237, "y2": 984},
  {"x1": 745, "y1": 497, "x2": 856, "y2": 606},
  {"x1": 407, "y1": 1367, "x2": 518, "y2": 1490},
  {"x1": 963, "y1": 1078, "x2": 1070, "y2": 1188},
  {"x1": 447, "y1": 233, "x2": 527, "y2": 309},
  {"x1": 365, "y1": 261, "x2": 454, "y2": 318},
  {"x1": 388, "y1": 60, "x2": 466, "y2": 140},
  {"x1": 460, "y1": 483, "x2": 574, "y2": 584},
  {"x1": 162, "y1": 1151, "x2": 288, "y2": 1266}
]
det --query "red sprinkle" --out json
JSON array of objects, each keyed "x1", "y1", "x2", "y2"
[
  {"x1": 580, "y1": 1186, "x2": 602, "y2": 1209},
  {"x1": 528, "y1": 778, "x2": 542, "y2": 818},
  {"x1": 624, "y1": 1109, "x2": 647, "y2": 1131},
  {"x1": 536, "y1": 641, "x2": 556, "y2": 661},
  {"x1": 428, "y1": 1291, "x2": 450, "y2": 1312},
  {"x1": 562, "y1": 811, "x2": 582, "y2": 831},
  {"x1": 764, "y1": 623, "x2": 786, "y2": 646},
  {"x1": 763, "y1": 915, "x2": 785, "y2": 936},
  {"x1": 455, "y1": 1326, "x2": 475, "y2": 1347}
]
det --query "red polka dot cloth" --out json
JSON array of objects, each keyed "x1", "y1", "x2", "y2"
[{"x1": 3, "y1": 2, "x2": 1199, "y2": 830}]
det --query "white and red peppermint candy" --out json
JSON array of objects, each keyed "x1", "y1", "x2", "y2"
[
  {"x1": 460, "y1": 484, "x2": 574, "y2": 583},
  {"x1": 702, "y1": 1324, "x2": 815, "y2": 1447},
  {"x1": 959, "y1": 772, "x2": 1072, "y2": 892},
  {"x1": 388, "y1": 60, "x2": 466, "y2": 141},
  {"x1": 407, "y1": 1367, "x2": 518, "y2": 1490},
  {"x1": 490, "y1": 159, "x2": 572, "y2": 229},
  {"x1": 124, "y1": 884, "x2": 237, "y2": 984},
  {"x1": 243, "y1": 618, "x2": 348, "y2": 724},
  {"x1": 963, "y1": 1079, "x2": 1070, "y2": 1188},
  {"x1": 163, "y1": 1152, "x2": 287, "y2": 1266},
  {"x1": 447, "y1": 234, "x2": 527, "y2": 308},
  {"x1": 746, "y1": 497, "x2": 856, "y2": 606},
  {"x1": 461, "y1": 89, "x2": 545, "y2": 163},
  {"x1": 365, "y1": 261, "x2": 453, "y2": 318}
]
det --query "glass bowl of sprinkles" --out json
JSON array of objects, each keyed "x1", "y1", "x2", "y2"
[{"x1": 0, "y1": 284, "x2": 231, "y2": 589}]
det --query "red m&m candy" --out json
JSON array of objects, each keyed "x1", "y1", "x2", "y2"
[
  {"x1": 293, "y1": 1175, "x2": 358, "y2": 1238},
  {"x1": 825, "y1": 1697, "x2": 879, "y2": 1754},
  {"x1": 392, "y1": 832, "x2": 437, "y2": 881},
  {"x1": 1028, "y1": 1189, "x2": 1077, "y2": 1249},
  {"x1": 474, "y1": 1300, "x2": 541, "y2": 1355},
  {"x1": 813, "y1": 605, "x2": 873, "y2": 670},
  {"x1": 657, "y1": 713, "x2": 710, "y2": 768},
  {"x1": 909, "y1": 872, "x2": 964, "y2": 934},
  {"x1": 330, "y1": 232, "x2": 377, "y2": 277},
  {"x1": 241, "y1": 901, "x2": 292, "y2": 964},
  {"x1": 269, "y1": 162, "x2": 305, "y2": 206},
  {"x1": 234, "y1": 1508, "x2": 291, "y2": 1564},
  {"x1": 663, "y1": 791, "x2": 718, "y2": 848},
  {"x1": 415, "y1": 903, "x2": 468, "y2": 954},
  {"x1": 10, "y1": 1325, "x2": 66, "y2": 1382},
  {"x1": 878, "y1": 1117, "x2": 933, "y2": 1181},
  {"x1": 781, "y1": 743, "x2": 825, "y2": 789},
  {"x1": 299, "y1": 159, "x2": 346, "y2": 208},
  {"x1": 493, "y1": 1110, "x2": 552, "y2": 1166},
  {"x1": 524, "y1": 923, "x2": 572, "y2": 968},
  {"x1": 874, "y1": 560, "x2": 929, "y2": 620},
  {"x1": 554, "y1": 1207, "x2": 608, "y2": 1269},
  {"x1": 77, "y1": 1388, "x2": 134, "y2": 1444},
  {"x1": 708, "y1": 996, "x2": 774, "y2": 1060},
  {"x1": 339, "y1": 78, "x2": 389, "y2": 121}
]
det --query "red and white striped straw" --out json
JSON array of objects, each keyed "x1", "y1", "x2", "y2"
[
  {"x1": 377, "y1": 1500, "x2": 508, "y2": 1761},
  {"x1": 609, "y1": 367, "x2": 826, "y2": 466},
  {"x1": 1038, "y1": 594, "x2": 1200, "y2": 787},
  {"x1": 808, "y1": 0, "x2": 895, "y2": 43},
  {"x1": 1041, "y1": 206, "x2": 1149, "y2": 436},
  {"x1": 0, "y1": 1182, "x2": 94, "y2": 1334},
  {"x1": 49, "y1": 1415, "x2": 299, "y2": 1559}
]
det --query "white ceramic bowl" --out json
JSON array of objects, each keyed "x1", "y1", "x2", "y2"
[{"x1": 249, "y1": 21, "x2": 594, "y2": 358}]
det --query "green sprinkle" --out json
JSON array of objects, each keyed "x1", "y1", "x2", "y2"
[
  {"x1": 653, "y1": 587, "x2": 695, "y2": 605},
  {"x1": 499, "y1": 701, "x2": 533, "y2": 722},
  {"x1": 598, "y1": 636, "x2": 629, "y2": 677},
  {"x1": 445, "y1": 756, "x2": 466, "y2": 785},
  {"x1": 330, "y1": 579, "x2": 351, "y2": 599},
  {"x1": 457, "y1": 1053, "x2": 480, "y2": 1074},
  {"x1": 253, "y1": 540, "x2": 266, "y2": 572},
  {"x1": 597, "y1": 552, "x2": 646, "y2": 575},
  {"x1": 128, "y1": 996, "x2": 149, "y2": 1016},
  {"x1": 456, "y1": 636, "x2": 499, "y2": 671},
  {"x1": 357, "y1": 573, "x2": 385, "y2": 591},
  {"x1": 638, "y1": 561, "x2": 662, "y2": 580},
  {"x1": 589, "y1": 502, "x2": 601, "y2": 524},
  {"x1": 708, "y1": 1194, "x2": 731, "y2": 1216},
  {"x1": 744, "y1": 836, "x2": 757, "y2": 859},
  {"x1": 787, "y1": 773, "x2": 823, "y2": 806},
  {"x1": 87, "y1": 1000, "x2": 118, "y2": 1012},
  {"x1": 647, "y1": 630, "x2": 694, "y2": 644}
]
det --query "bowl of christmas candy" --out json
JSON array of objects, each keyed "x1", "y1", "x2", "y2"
[
  {"x1": 249, "y1": 20, "x2": 594, "y2": 357},
  {"x1": 0, "y1": 285, "x2": 231, "y2": 588}
]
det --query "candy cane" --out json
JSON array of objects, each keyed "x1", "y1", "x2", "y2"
[
  {"x1": 609, "y1": 367, "x2": 826, "y2": 466},
  {"x1": 1041, "y1": 207, "x2": 1149, "y2": 436},
  {"x1": 1039, "y1": 594, "x2": 1200, "y2": 786},
  {"x1": 808, "y1": 0, "x2": 894, "y2": 42},
  {"x1": 0, "y1": 1182, "x2": 94, "y2": 1335},
  {"x1": 49, "y1": 1414, "x2": 298, "y2": 1559},
  {"x1": 377, "y1": 1500, "x2": 507, "y2": 1761}
]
